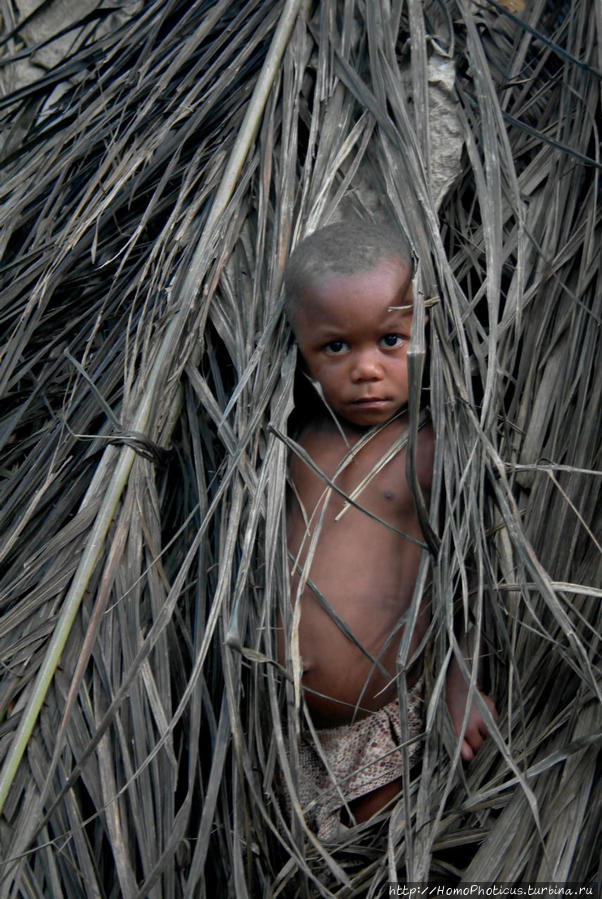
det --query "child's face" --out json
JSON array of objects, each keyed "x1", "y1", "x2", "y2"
[{"x1": 292, "y1": 257, "x2": 414, "y2": 429}]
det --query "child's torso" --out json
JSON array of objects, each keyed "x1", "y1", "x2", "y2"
[{"x1": 286, "y1": 416, "x2": 430, "y2": 726}]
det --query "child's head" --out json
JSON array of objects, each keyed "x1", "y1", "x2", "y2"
[
  {"x1": 284, "y1": 220, "x2": 414, "y2": 325},
  {"x1": 284, "y1": 220, "x2": 416, "y2": 429}
]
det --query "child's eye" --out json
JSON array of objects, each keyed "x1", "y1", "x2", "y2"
[
  {"x1": 324, "y1": 340, "x2": 348, "y2": 355},
  {"x1": 380, "y1": 333, "x2": 404, "y2": 349}
]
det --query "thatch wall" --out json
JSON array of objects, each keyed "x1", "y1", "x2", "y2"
[{"x1": 0, "y1": 1, "x2": 600, "y2": 895}]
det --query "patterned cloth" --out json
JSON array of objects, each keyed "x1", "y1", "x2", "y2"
[{"x1": 296, "y1": 679, "x2": 423, "y2": 840}]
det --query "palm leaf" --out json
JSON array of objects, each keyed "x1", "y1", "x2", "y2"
[{"x1": 1, "y1": 0, "x2": 600, "y2": 895}]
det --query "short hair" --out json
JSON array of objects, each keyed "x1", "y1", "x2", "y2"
[{"x1": 284, "y1": 219, "x2": 414, "y2": 322}]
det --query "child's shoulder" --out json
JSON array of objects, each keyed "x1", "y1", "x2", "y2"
[
  {"x1": 293, "y1": 414, "x2": 334, "y2": 446},
  {"x1": 288, "y1": 416, "x2": 341, "y2": 476},
  {"x1": 382, "y1": 412, "x2": 434, "y2": 490}
]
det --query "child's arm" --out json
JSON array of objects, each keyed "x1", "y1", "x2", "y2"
[{"x1": 414, "y1": 424, "x2": 497, "y2": 759}]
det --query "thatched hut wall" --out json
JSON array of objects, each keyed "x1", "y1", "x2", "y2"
[{"x1": 0, "y1": 1, "x2": 600, "y2": 895}]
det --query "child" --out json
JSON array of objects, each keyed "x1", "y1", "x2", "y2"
[{"x1": 283, "y1": 220, "x2": 496, "y2": 840}]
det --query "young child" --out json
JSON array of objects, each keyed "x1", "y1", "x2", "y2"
[{"x1": 283, "y1": 220, "x2": 496, "y2": 840}]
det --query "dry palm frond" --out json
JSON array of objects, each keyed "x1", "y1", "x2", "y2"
[{"x1": 0, "y1": 0, "x2": 600, "y2": 896}]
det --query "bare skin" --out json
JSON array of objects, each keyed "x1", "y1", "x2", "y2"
[
  {"x1": 288, "y1": 412, "x2": 432, "y2": 728},
  {"x1": 286, "y1": 256, "x2": 495, "y2": 823}
]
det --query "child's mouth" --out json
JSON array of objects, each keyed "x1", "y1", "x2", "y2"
[{"x1": 352, "y1": 397, "x2": 389, "y2": 408}]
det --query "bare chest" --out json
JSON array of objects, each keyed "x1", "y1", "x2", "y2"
[{"x1": 290, "y1": 424, "x2": 415, "y2": 527}]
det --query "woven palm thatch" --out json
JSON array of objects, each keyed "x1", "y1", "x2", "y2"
[{"x1": 0, "y1": 0, "x2": 600, "y2": 895}]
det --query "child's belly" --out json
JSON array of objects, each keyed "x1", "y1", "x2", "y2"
[
  {"x1": 292, "y1": 534, "x2": 425, "y2": 727},
  {"x1": 286, "y1": 475, "x2": 428, "y2": 726},
  {"x1": 298, "y1": 604, "x2": 421, "y2": 726}
]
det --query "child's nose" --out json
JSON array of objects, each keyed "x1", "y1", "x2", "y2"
[{"x1": 350, "y1": 350, "x2": 384, "y2": 381}]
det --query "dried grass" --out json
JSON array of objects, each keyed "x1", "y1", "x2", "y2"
[{"x1": 0, "y1": 1, "x2": 600, "y2": 895}]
